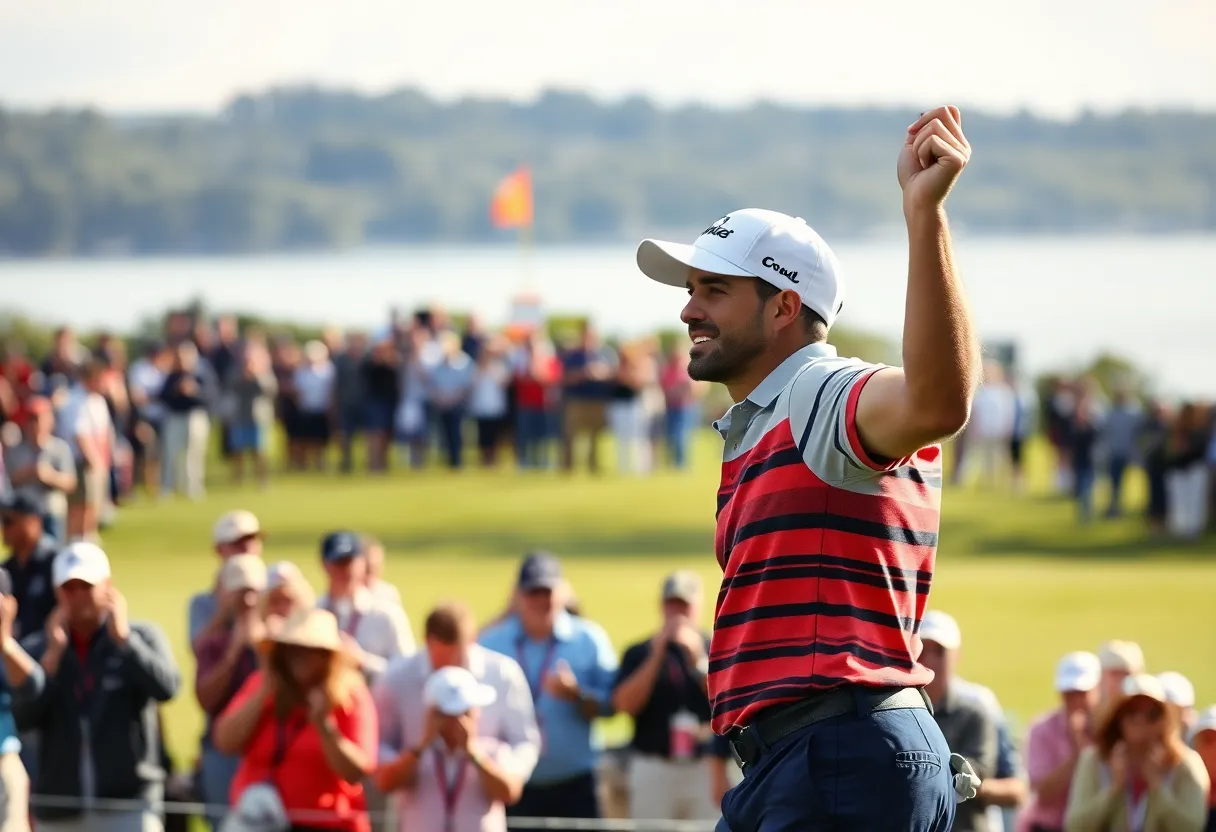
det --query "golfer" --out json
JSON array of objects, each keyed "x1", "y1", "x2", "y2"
[{"x1": 635, "y1": 106, "x2": 980, "y2": 830}]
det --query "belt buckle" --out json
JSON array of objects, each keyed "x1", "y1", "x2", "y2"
[{"x1": 726, "y1": 727, "x2": 757, "y2": 769}]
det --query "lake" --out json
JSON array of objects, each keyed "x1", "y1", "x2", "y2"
[{"x1": 2, "y1": 233, "x2": 1214, "y2": 397}]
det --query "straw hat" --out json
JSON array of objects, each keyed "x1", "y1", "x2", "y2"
[
  {"x1": 258, "y1": 607, "x2": 344, "y2": 654},
  {"x1": 1093, "y1": 673, "x2": 1170, "y2": 743}
]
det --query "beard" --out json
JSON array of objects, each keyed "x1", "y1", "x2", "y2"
[{"x1": 687, "y1": 314, "x2": 767, "y2": 383}]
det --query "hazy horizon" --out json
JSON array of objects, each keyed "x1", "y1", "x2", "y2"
[{"x1": 2, "y1": 0, "x2": 1214, "y2": 117}]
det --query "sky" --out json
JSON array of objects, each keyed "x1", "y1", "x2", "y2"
[{"x1": 1, "y1": 0, "x2": 1214, "y2": 116}]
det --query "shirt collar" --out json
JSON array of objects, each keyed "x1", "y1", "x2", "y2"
[
  {"x1": 712, "y1": 343, "x2": 838, "y2": 436},
  {"x1": 510, "y1": 610, "x2": 575, "y2": 643}
]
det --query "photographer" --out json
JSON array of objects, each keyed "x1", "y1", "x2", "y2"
[{"x1": 193, "y1": 556, "x2": 268, "y2": 830}]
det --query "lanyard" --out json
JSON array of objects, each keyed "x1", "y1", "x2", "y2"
[
  {"x1": 515, "y1": 636, "x2": 558, "y2": 704},
  {"x1": 433, "y1": 748, "x2": 469, "y2": 832},
  {"x1": 271, "y1": 713, "x2": 307, "y2": 769}
]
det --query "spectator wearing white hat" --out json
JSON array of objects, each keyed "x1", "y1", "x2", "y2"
[
  {"x1": 1065, "y1": 673, "x2": 1209, "y2": 832},
  {"x1": 1097, "y1": 640, "x2": 1145, "y2": 705},
  {"x1": 192, "y1": 555, "x2": 268, "y2": 831},
  {"x1": 386, "y1": 665, "x2": 525, "y2": 832},
  {"x1": 189, "y1": 511, "x2": 264, "y2": 647},
  {"x1": 1158, "y1": 671, "x2": 1197, "y2": 733},
  {"x1": 1021, "y1": 651, "x2": 1103, "y2": 832},
  {"x1": 1187, "y1": 707, "x2": 1216, "y2": 832},
  {"x1": 374, "y1": 602, "x2": 539, "y2": 832},
  {"x1": 4, "y1": 542, "x2": 180, "y2": 831},
  {"x1": 917, "y1": 611, "x2": 1002, "y2": 832},
  {"x1": 262, "y1": 562, "x2": 316, "y2": 622}
]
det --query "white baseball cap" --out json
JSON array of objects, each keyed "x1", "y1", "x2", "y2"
[
  {"x1": 53, "y1": 542, "x2": 112, "y2": 588},
  {"x1": 213, "y1": 510, "x2": 262, "y2": 546},
  {"x1": 1157, "y1": 671, "x2": 1195, "y2": 709},
  {"x1": 220, "y1": 555, "x2": 268, "y2": 593},
  {"x1": 1188, "y1": 706, "x2": 1216, "y2": 744},
  {"x1": 1054, "y1": 651, "x2": 1102, "y2": 693},
  {"x1": 424, "y1": 666, "x2": 497, "y2": 716},
  {"x1": 1121, "y1": 673, "x2": 1167, "y2": 703},
  {"x1": 919, "y1": 610, "x2": 962, "y2": 651},
  {"x1": 636, "y1": 208, "x2": 846, "y2": 329},
  {"x1": 1098, "y1": 640, "x2": 1145, "y2": 673}
]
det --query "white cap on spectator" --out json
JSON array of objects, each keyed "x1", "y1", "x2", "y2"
[
  {"x1": 1098, "y1": 640, "x2": 1145, "y2": 673},
  {"x1": 1157, "y1": 671, "x2": 1195, "y2": 709},
  {"x1": 919, "y1": 611, "x2": 961, "y2": 651},
  {"x1": 53, "y1": 542, "x2": 111, "y2": 588},
  {"x1": 1121, "y1": 673, "x2": 1167, "y2": 703},
  {"x1": 1189, "y1": 706, "x2": 1216, "y2": 744},
  {"x1": 424, "y1": 666, "x2": 497, "y2": 716},
  {"x1": 220, "y1": 555, "x2": 268, "y2": 593},
  {"x1": 213, "y1": 510, "x2": 261, "y2": 546},
  {"x1": 1054, "y1": 651, "x2": 1102, "y2": 693},
  {"x1": 266, "y1": 561, "x2": 304, "y2": 591},
  {"x1": 637, "y1": 208, "x2": 846, "y2": 329}
]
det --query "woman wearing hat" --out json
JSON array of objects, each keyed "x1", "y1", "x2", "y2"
[
  {"x1": 1065, "y1": 673, "x2": 1210, "y2": 832},
  {"x1": 214, "y1": 608, "x2": 377, "y2": 832}
]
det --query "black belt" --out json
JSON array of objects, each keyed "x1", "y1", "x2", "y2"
[{"x1": 725, "y1": 686, "x2": 931, "y2": 769}]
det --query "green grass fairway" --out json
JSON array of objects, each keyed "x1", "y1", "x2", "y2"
[{"x1": 97, "y1": 436, "x2": 1213, "y2": 767}]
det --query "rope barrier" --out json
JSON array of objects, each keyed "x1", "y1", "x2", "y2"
[{"x1": 25, "y1": 793, "x2": 719, "y2": 831}]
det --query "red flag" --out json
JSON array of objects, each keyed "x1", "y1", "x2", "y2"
[{"x1": 490, "y1": 167, "x2": 534, "y2": 229}]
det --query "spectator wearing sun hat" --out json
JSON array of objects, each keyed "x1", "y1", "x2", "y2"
[
  {"x1": 1187, "y1": 707, "x2": 1216, "y2": 832},
  {"x1": 1158, "y1": 671, "x2": 1198, "y2": 733},
  {"x1": 917, "y1": 611, "x2": 1001, "y2": 832},
  {"x1": 1020, "y1": 651, "x2": 1102, "y2": 832},
  {"x1": 1065, "y1": 673, "x2": 1209, "y2": 832},
  {"x1": 1097, "y1": 640, "x2": 1145, "y2": 705},
  {"x1": 192, "y1": 555, "x2": 268, "y2": 830},
  {"x1": 5, "y1": 541, "x2": 180, "y2": 831},
  {"x1": 189, "y1": 510, "x2": 265, "y2": 647}
]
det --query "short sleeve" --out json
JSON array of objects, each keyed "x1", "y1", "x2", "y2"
[
  {"x1": 1024, "y1": 718, "x2": 1058, "y2": 787},
  {"x1": 612, "y1": 642, "x2": 648, "y2": 691},
  {"x1": 787, "y1": 358, "x2": 902, "y2": 486}
]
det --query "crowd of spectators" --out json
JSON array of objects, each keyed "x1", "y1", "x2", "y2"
[
  {"x1": 952, "y1": 361, "x2": 1215, "y2": 537},
  {"x1": 0, "y1": 509, "x2": 1212, "y2": 831},
  {"x1": 0, "y1": 309, "x2": 709, "y2": 547}
]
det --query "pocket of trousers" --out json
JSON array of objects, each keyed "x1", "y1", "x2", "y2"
[{"x1": 894, "y1": 750, "x2": 943, "y2": 779}]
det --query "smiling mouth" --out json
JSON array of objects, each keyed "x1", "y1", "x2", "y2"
[{"x1": 691, "y1": 334, "x2": 716, "y2": 345}]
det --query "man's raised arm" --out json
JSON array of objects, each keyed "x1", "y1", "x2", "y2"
[{"x1": 854, "y1": 104, "x2": 981, "y2": 462}]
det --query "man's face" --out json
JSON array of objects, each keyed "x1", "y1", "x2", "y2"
[
  {"x1": 1100, "y1": 668, "x2": 1129, "y2": 701},
  {"x1": 26, "y1": 409, "x2": 53, "y2": 439},
  {"x1": 519, "y1": 586, "x2": 556, "y2": 627},
  {"x1": 681, "y1": 272, "x2": 770, "y2": 384},
  {"x1": 426, "y1": 636, "x2": 466, "y2": 671},
  {"x1": 56, "y1": 579, "x2": 105, "y2": 626},
  {"x1": 919, "y1": 641, "x2": 956, "y2": 684},
  {"x1": 1, "y1": 512, "x2": 40, "y2": 550},
  {"x1": 217, "y1": 535, "x2": 262, "y2": 559},
  {"x1": 1061, "y1": 689, "x2": 1098, "y2": 715},
  {"x1": 324, "y1": 556, "x2": 367, "y2": 591},
  {"x1": 662, "y1": 598, "x2": 693, "y2": 624}
]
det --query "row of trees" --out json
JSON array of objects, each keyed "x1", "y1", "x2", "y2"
[{"x1": 1, "y1": 88, "x2": 1214, "y2": 255}]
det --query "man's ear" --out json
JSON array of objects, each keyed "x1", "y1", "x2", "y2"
[{"x1": 769, "y1": 290, "x2": 804, "y2": 332}]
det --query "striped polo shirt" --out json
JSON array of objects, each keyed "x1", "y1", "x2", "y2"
[{"x1": 709, "y1": 343, "x2": 942, "y2": 733}]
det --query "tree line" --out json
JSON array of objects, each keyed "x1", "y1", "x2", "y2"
[{"x1": 0, "y1": 87, "x2": 1213, "y2": 255}]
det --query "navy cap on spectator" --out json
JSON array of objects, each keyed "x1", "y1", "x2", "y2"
[
  {"x1": 517, "y1": 551, "x2": 562, "y2": 592},
  {"x1": 321, "y1": 531, "x2": 363, "y2": 564},
  {"x1": 0, "y1": 493, "x2": 41, "y2": 517}
]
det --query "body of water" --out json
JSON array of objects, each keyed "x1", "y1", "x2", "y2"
[{"x1": 2, "y1": 233, "x2": 1214, "y2": 397}]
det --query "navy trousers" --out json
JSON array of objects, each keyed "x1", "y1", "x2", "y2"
[{"x1": 717, "y1": 700, "x2": 955, "y2": 831}]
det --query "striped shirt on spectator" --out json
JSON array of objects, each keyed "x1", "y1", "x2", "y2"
[{"x1": 709, "y1": 343, "x2": 943, "y2": 733}]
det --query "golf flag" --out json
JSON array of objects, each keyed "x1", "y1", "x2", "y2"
[{"x1": 490, "y1": 167, "x2": 533, "y2": 229}]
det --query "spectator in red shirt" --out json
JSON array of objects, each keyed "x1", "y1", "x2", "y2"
[
  {"x1": 215, "y1": 607, "x2": 377, "y2": 832},
  {"x1": 512, "y1": 333, "x2": 560, "y2": 470}
]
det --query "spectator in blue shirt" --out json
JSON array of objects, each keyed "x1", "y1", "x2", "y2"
[
  {"x1": 558, "y1": 325, "x2": 616, "y2": 474},
  {"x1": 478, "y1": 552, "x2": 618, "y2": 831}
]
